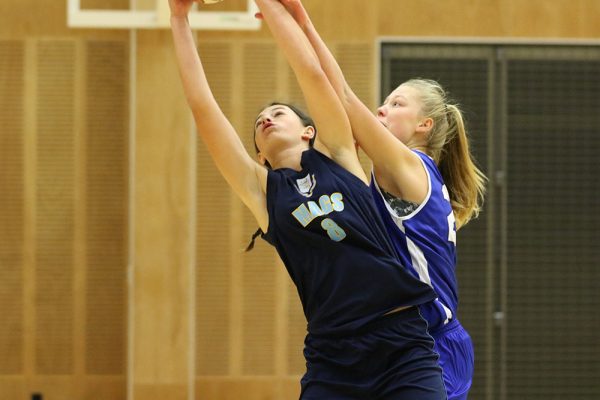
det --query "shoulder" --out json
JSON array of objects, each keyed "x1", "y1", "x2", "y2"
[
  {"x1": 313, "y1": 140, "x2": 368, "y2": 184},
  {"x1": 413, "y1": 150, "x2": 443, "y2": 181}
]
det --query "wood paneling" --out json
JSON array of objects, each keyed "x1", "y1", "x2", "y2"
[
  {"x1": 0, "y1": 36, "x2": 128, "y2": 398},
  {"x1": 81, "y1": 376, "x2": 127, "y2": 400},
  {"x1": 196, "y1": 41, "x2": 233, "y2": 377},
  {"x1": 240, "y1": 42, "x2": 278, "y2": 377},
  {"x1": 133, "y1": 28, "x2": 193, "y2": 390},
  {"x1": 377, "y1": 0, "x2": 504, "y2": 37},
  {"x1": 84, "y1": 40, "x2": 128, "y2": 375},
  {"x1": 196, "y1": 377, "x2": 300, "y2": 400},
  {"x1": 335, "y1": 43, "x2": 376, "y2": 171},
  {"x1": 134, "y1": 384, "x2": 188, "y2": 400},
  {"x1": 0, "y1": 40, "x2": 25, "y2": 376},
  {"x1": 35, "y1": 39, "x2": 76, "y2": 375},
  {"x1": 286, "y1": 279, "x2": 305, "y2": 376},
  {"x1": 0, "y1": 377, "x2": 25, "y2": 400}
]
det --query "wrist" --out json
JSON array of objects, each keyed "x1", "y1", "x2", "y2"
[{"x1": 170, "y1": 14, "x2": 189, "y2": 23}]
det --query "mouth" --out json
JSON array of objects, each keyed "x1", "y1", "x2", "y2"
[
  {"x1": 379, "y1": 120, "x2": 388, "y2": 129},
  {"x1": 262, "y1": 122, "x2": 274, "y2": 132}
]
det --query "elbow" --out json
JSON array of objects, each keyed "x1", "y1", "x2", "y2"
[
  {"x1": 188, "y1": 97, "x2": 218, "y2": 121},
  {"x1": 289, "y1": 59, "x2": 329, "y2": 91},
  {"x1": 298, "y1": 61, "x2": 330, "y2": 88},
  {"x1": 187, "y1": 97, "x2": 208, "y2": 114}
]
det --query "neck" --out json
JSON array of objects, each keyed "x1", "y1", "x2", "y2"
[
  {"x1": 410, "y1": 145, "x2": 429, "y2": 155},
  {"x1": 267, "y1": 145, "x2": 309, "y2": 171}
]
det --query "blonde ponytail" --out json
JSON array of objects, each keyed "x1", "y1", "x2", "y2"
[
  {"x1": 403, "y1": 79, "x2": 487, "y2": 229},
  {"x1": 438, "y1": 104, "x2": 486, "y2": 229}
]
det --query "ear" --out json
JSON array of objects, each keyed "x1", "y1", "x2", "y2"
[
  {"x1": 301, "y1": 126, "x2": 316, "y2": 142},
  {"x1": 416, "y1": 117, "x2": 433, "y2": 133}
]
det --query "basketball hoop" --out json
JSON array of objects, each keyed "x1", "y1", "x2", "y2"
[{"x1": 67, "y1": 0, "x2": 260, "y2": 30}]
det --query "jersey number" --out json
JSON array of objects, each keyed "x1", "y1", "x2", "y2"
[
  {"x1": 321, "y1": 218, "x2": 347, "y2": 242},
  {"x1": 442, "y1": 184, "x2": 457, "y2": 245},
  {"x1": 447, "y1": 212, "x2": 456, "y2": 245}
]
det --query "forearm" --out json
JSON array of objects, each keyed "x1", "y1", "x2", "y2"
[
  {"x1": 301, "y1": 19, "x2": 350, "y2": 103},
  {"x1": 255, "y1": 0, "x2": 354, "y2": 155},
  {"x1": 170, "y1": 15, "x2": 215, "y2": 109},
  {"x1": 169, "y1": 13, "x2": 265, "y2": 220},
  {"x1": 255, "y1": 0, "x2": 321, "y2": 80},
  {"x1": 297, "y1": 8, "x2": 375, "y2": 152}
]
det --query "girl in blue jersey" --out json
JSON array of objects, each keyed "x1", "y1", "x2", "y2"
[
  {"x1": 258, "y1": 1, "x2": 486, "y2": 399},
  {"x1": 170, "y1": 0, "x2": 446, "y2": 398}
]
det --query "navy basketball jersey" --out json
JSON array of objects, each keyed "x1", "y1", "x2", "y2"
[
  {"x1": 371, "y1": 150, "x2": 459, "y2": 332},
  {"x1": 261, "y1": 148, "x2": 436, "y2": 336}
]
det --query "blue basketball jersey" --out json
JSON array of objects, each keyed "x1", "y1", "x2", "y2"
[
  {"x1": 370, "y1": 150, "x2": 459, "y2": 331},
  {"x1": 261, "y1": 148, "x2": 436, "y2": 336}
]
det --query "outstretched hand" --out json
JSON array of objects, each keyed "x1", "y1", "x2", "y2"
[
  {"x1": 255, "y1": 0, "x2": 310, "y2": 28},
  {"x1": 168, "y1": 0, "x2": 195, "y2": 18}
]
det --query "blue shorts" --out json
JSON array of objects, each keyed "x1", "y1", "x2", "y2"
[
  {"x1": 300, "y1": 307, "x2": 447, "y2": 399},
  {"x1": 431, "y1": 319, "x2": 474, "y2": 400}
]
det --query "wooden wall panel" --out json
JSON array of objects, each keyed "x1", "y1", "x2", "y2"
[
  {"x1": 2, "y1": 0, "x2": 600, "y2": 40},
  {"x1": 335, "y1": 43, "x2": 376, "y2": 171},
  {"x1": 504, "y1": 0, "x2": 587, "y2": 37},
  {"x1": 286, "y1": 279, "x2": 305, "y2": 375},
  {"x1": 372, "y1": 0, "x2": 600, "y2": 39},
  {"x1": 580, "y1": 0, "x2": 600, "y2": 36},
  {"x1": 84, "y1": 40, "x2": 128, "y2": 375},
  {"x1": 196, "y1": 377, "x2": 300, "y2": 400},
  {"x1": 35, "y1": 40, "x2": 76, "y2": 375},
  {"x1": 336, "y1": 43, "x2": 374, "y2": 110},
  {"x1": 196, "y1": 42, "x2": 233, "y2": 376},
  {"x1": 306, "y1": 0, "x2": 377, "y2": 41},
  {"x1": 81, "y1": 0, "x2": 129, "y2": 11},
  {"x1": 0, "y1": 377, "x2": 25, "y2": 400},
  {"x1": 376, "y1": 0, "x2": 505, "y2": 37},
  {"x1": 81, "y1": 377, "x2": 126, "y2": 400},
  {"x1": 0, "y1": 40, "x2": 25, "y2": 376},
  {"x1": 240, "y1": 42, "x2": 278, "y2": 376},
  {"x1": 284, "y1": 64, "x2": 306, "y2": 110},
  {"x1": 133, "y1": 29, "x2": 193, "y2": 392}
]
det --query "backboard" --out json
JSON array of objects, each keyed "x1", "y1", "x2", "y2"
[{"x1": 67, "y1": 0, "x2": 261, "y2": 30}]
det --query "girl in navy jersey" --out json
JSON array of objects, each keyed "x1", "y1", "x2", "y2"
[
  {"x1": 169, "y1": 0, "x2": 446, "y2": 398},
  {"x1": 258, "y1": 1, "x2": 486, "y2": 399}
]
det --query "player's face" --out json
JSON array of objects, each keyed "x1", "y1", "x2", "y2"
[
  {"x1": 254, "y1": 105, "x2": 308, "y2": 155},
  {"x1": 377, "y1": 85, "x2": 425, "y2": 145}
]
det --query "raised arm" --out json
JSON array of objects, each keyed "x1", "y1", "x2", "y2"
[
  {"x1": 254, "y1": 0, "x2": 366, "y2": 182},
  {"x1": 169, "y1": 0, "x2": 268, "y2": 230},
  {"x1": 275, "y1": 0, "x2": 427, "y2": 200}
]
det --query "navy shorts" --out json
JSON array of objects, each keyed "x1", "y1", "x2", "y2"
[
  {"x1": 431, "y1": 319, "x2": 474, "y2": 400},
  {"x1": 300, "y1": 307, "x2": 447, "y2": 399}
]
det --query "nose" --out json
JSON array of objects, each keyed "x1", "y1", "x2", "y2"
[
  {"x1": 377, "y1": 106, "x2": 386, "y2": 118},
  {"x1": 256, "y1": 116, "x2": 271, "y2": 131}
]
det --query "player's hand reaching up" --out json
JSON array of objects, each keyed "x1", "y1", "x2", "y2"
[
  {"x1": 168, "y1": 0, "x2": 194, "y2": 18},
  {"x1": 280, "y1": 0, "x2": 310, "y2": 28},
  {"x1": 255, "y1": 0, "x2": 311, "y2": 29}
]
